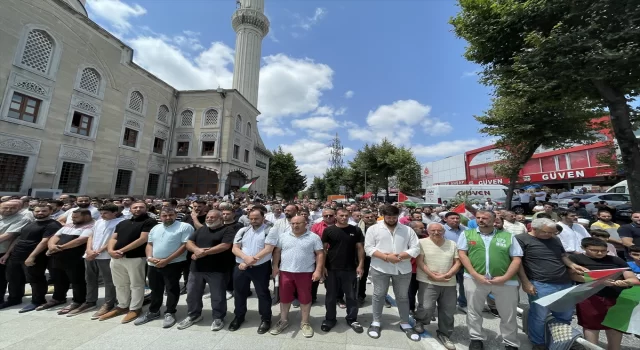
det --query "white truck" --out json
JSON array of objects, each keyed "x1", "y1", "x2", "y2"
[{"x1": 424, "y1": 184, "x2": 524, "y2": 213}]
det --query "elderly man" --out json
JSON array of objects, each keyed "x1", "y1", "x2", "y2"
[
  {"x1": 135, "y1": 207, "x2": 193, "y2": 328},
  {"x1": 414, "y1": 222, "x2": 460, "y2": 350},
  {"x1": 516, "y1": 218, "x2": 588, "y2": 350},
  {"x1": 270, "y1": 215, "x2": 324, "y2": 338},
  {"x1": 364, "y1": 205, "x2": 421, "y2": 341},
  {"x1": 178, "y1": 210, "x2": 236, "y2": 331},
  {"x1": 230, "y1": 209, "x2": 278, "y2": 333},
  {"x1": 457, "y1": 210, "x2": 523, "y2": 350},
  {"x1": 0, "y1": 200, "x2": 33, "y2": 308}
]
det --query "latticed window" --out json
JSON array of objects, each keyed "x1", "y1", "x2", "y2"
[
  {"x1": 0, "y1": 153, "x2": 29, "y2": 192},
  {"x1": 180, "y1": 110, "x2": 194, "y2": 127},
  {"x1": 58, "y1": 162, "x2": 84, "y2": 193},
  {"x1": 235, "y1": 115, "x2": 242, "y2": 131},
  {"x1": 146, "y1": 173, "x2": 160, "y2": 196},
  {"x1": 79, "y1": 68, "x2": 100, "y2": 95},
  {"x1": 114, "y1": 169, "x2": 133, "y2": 195},
  {"x1": 157, "y1": 105, "x2": 169, "y2": 124},
  {"x1": 128, "y1": 91, "x2": 144, "y2": 113},
  {"x1": 246, "y1": 122, "x2": 252, "y2": 137},
  {"x1": 20, "y1": 29, "x2": 54, "y2": 74},
  {"x1": 204, "y1": 109, "x2": 218, "y2": 126}
]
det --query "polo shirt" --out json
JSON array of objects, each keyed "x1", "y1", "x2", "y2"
[
  {"x1": 148, "y1": 221, "x2": 193, "y2": 265},
  {"x1": 618, "y1": 223, "x2": 640, "y2": 247},
  {"x1": 10, "y1": 219, "x2": 62, "y2": 261},
  {"x1": 277, "y1": 230, "x2": 323, "y2": 273},
  {"x1": 114, "y1": 213, "x2": 158, "y2": 258},
  {"x1": 233, "y1": 224, "x2": 278, "y2": 265},
  {"x1": 0, "y1": 213, "x2": 33, "y2": 254},
  {"x1": 89, "y1": 217, "x2": 124, "y2": 259},
  {"x1": 188, "y1": 225, "x2": 236, "y2": 273}
]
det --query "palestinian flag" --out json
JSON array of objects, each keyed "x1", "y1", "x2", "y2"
[
  {"x1": 602, "y1": 286, "x2": 640, "y2": 335},
  {"x1": 238, "y1": 177, "x2": 259, "y2": 192},
  {"x1": 534, "y1": 268, "x2": 628, "y2": 312}
]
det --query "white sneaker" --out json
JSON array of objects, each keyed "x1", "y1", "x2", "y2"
[{"x1": 226, "y1": 291, "x2": 233, "y2": 300}]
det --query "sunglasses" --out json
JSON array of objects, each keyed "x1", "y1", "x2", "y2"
[{"x1": 323, "y1": 215, "x2": 334, "y2": 218}]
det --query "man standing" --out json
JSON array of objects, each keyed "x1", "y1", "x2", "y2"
[
  {"x1": 56, "y1": 195, "x2": 100, "y2": 224},
  {"x1": 79, "y1": 203, "x2": 122, "y2": 319},
  {"x1": 178, "y1": 210, "x2": 236, "y2": 331},
  {"x1": 48, "y1": 200, "x2": 66, "y2": 220},
  {"x1": 0, "y1": 200, "x2": 33, "y2": 307},
  {"x1": 557, "y1": 209, "x2": 590, "y2": 254},
  {"x1": 221, "y1": 204, "x2": 243, "y2": 300},
  {"x1": 43, "y1": 209, "x2": 94, "y2": 314},
  {"x1": 532, "y1": 203, "x2": 559, "y2": 221},
  {"x1": 457, "y1": 210, "x2": 523, "y2": 350},
  {"x1": 230, "y1": 209, "x2": 278, "y2": 333},
  {"x1": 364, "y1": 205, "x2": 421, "y2": 341},
  {"x1": 502, "y1": 211, "x2": 527, "y2": 236},
  {"x1": 135, "y1": 207, "x2": 193, "y2": 328},
  {"x1": 1, "y1": 204, "x2": 61, "y2": 311},
  {"x1": 357, "y1": 209, "x2": 377, "y2": 304},
  {"x1": 517, "y1": 218, "x2": 588, "y2": 350},
  {"x1": 265, "y1": 205, "x2": 285, "y2": 223},
  {"x1": 619, "y1": 211, "x2": 640, "y2": 258},
  {"x1": 321, "y1": 208, "x2": 365, "y2": 333},
  {"x1": 442, "y1": 212, "x2": 468, "y2": 311},
  {"x1": 414, "y1": 223, "x2": 460, "y2": 350},
  {"x1": 183, "y1": 200, "x2": 208, "y2": 230},
  {"x1": 270, "y1": 215, "x2": 324, "y2": 338},
  {"x1": 101, "y1": 201, "x2": 156, "y2": 323},
  {"x1": 590, "y1": 209, "x2": 623, "y2": 259}
]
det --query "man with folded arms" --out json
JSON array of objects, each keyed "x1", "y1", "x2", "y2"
[
  {"x1": 135, "y1": 207, "x2": 193, "y2": 328},
  {"x1": 100, "y1": 201, "x2": 157, "y2": 323}
]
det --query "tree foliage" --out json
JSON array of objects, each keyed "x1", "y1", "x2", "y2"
[
  {"x1": 267, "y1": 147, "x2": 306, "y2": 200},
  {"x1": 452, "y1": 0, "x2": 640, "y2": 209}
]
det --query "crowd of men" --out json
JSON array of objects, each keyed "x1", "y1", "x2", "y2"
[{"x1": 0, "y1": 194, "x2": 639, "y2": 350}]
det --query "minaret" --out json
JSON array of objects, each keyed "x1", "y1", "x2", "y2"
[{"x1": 232, "y1": 0, "x2": 269, "y2": 107}]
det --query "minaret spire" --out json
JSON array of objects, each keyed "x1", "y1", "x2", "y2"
[{"x1": 231, "y1": 0, "x2": 269, "y2": 107}]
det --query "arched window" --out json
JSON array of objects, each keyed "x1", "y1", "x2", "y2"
[
  {"x1": 235, "y1": 115, "x2": 242, "y2": 132},
  {"x1": 128, "y1": 91, "x2": 144, "y2": 113},
  {"x1": 180, "y1": 110, "x2": 194, "y2": 127},
  {"x1": 78, "y1": 68, "x2": 101, "y2": 95},
  {"x1": 204, "y1": 109, "x2": 218, "y2": 126},
  {"x1": 157, "y1": 105, "x2": 169, "y2": 124},
  {"x1": 245, "y1": 122, "x2": 252, "y2": 137},
  {"x1": 20, "y1": 29, "x2": 54, "y2": 74}
]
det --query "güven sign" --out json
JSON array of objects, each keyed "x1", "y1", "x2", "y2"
[{"x1": 540, "y1": 170, "x2": 585, "y2": 181}]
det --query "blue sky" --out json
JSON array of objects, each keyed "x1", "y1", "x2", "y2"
[{"x1": 85, "y1": 0, "x2": 495, "y2": 181}]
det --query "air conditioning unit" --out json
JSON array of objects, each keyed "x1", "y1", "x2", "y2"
[{"x1": 30, "y1": 189, "x2": 63, "y2": 199}]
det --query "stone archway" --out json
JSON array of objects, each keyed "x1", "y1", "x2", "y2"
[
  {"x1": 170, "y1": 166, "x2": 219, "y2": 198},
  {"x1": 225, "y1": 171, "x2": 247, "y2": 194}
]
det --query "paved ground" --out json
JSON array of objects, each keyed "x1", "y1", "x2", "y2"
[{"x1": 1, "y1": 282, "x2": 638, "y2": 350}]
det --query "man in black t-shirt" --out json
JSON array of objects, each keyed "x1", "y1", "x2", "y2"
[
  {"x1": 177, "y1": 209, "x2": 236, "y2": 331},
  {"x1": 1, "y1": 204, "x2": 61, "y2": 312},
  {"x1": 619, "y1": 212, "x2": 640, "y2": 260},
  {"x1": 100, "y1": 201, "x2": 157, "y2": 323},
  {"x1": 222, "y1": 205, "x2": 243, "y2": 299},
  {"x1": 321, "y1": 208, "x2": 365, "y2": 333}
]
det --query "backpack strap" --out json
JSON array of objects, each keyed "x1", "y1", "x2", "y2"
[{"x1": 237, "y1": 225, "x2": 270, "y2": 243}]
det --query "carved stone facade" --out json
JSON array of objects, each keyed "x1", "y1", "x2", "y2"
[{"x1": 0, "y1": 0, "x2": 271, "y2": 197}]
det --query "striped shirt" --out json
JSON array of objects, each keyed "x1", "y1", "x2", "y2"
[{"x1": 277, "y1": 230, "x2": 323, "y2": 273}]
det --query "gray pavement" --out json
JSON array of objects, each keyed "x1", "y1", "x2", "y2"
[{"x1": 1, "y1": 282, "x2": 638, "y2": 350}]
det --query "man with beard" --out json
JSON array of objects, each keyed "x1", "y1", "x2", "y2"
[
  {"x1": 321, "y1": 208, "x2": 365, "y2": 333},
  {"x1": 221, "y1": 203, "x2": 243, "y2": 300},
  {"x1": 56, "y1": 195, "x2": 100, "y2": 225},
  {"x1": 590, "y1": 209, "x2": 624, "y2": 258},
  {"x1": 0, "y1": 204, "x2": 61, "y2": 311},
  {"x1": 178, "y1": 210, "x2": 236, "y2": 331},
  {"x1": 357, "y1": 209, "x2": 377, "y2": 304},
  {"x1": 273, "y1": 205, "x2": 298, "y2": 236},
  {"x1": 0, "y1": 200, "x2": 33, "y2": 308},
  {"x1": 364, "y1": 205, "x2": 421, "y2": 341},
  {"x1": 48, "y1": 200, "x2": 66, "y2": 220},
  {"x1": 230, "y1": 209, "x2": 278, "y2": 333},
  {"x1": 184, "y1": 200, "x2": 208, "y2": 230},
  {"x1": 40, "y1": 209, "x2": 94, "y2": 314},
  {"x1": 100, "y1": 201, "x2": 157, "y2": 323},
  {"x1": 135, "y1": 207, "x2": 193, "y2": 328}
]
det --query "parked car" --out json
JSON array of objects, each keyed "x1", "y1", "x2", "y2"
[
  {"x1": 614, "y1": 203, "x2": 633, "y2": 224},
  {"x1": 492, "y1": 196, "x2": 525, "y2": 214},
  {"x1": 572, "y1": 193, "x2": 630, "y2": 213},
  {"x1": 549, "y1": 194, "x2": 594, "y2": 208}
]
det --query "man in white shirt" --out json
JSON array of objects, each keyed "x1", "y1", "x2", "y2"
[
  {"x1": 557, "y1": 209, "x2": 590, "y2": 253},
  {"x1": 518, "y1": 191, "x2": 531, "y2": 214},
  {"x1": 501, "y1": 211, "x2": 527, "y2": 236},
  {"x1": 57, "y1": 195, "x2": 100, "y2": 224},
  {"x1": 265, "y1": 205, "x2": 285, "y2": 223},
  {"x1": 534, "y1": 190, "x2": 547, "y2": 203},
  {"x1": 272, "y1": 205, "x2": 297, "y2": 236},
  {"x1": 364, "y1": 205, "x2": 420, "y2": 341}
]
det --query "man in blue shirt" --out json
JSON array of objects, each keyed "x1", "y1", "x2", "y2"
[
  {"x1": 135, "y1": 207, "x2": 193, "y2": 328},
  {"x1": 442, "y1": 212, "x2": 468, "y2": 310}
]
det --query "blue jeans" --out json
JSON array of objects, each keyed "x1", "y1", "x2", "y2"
[
  {"x1": 456, "y1": 269, "x2": 466, "y2": 307},
  {"x1": 527, "y1": 281, "x2": 574, "y2": 345}
]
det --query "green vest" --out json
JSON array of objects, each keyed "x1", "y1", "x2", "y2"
[{"x1": 464, "y1": 229, "x2": 516, "y2": 280}]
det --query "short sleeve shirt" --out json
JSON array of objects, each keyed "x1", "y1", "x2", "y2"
[
  {"x1": 0, "y1": 214, "x2": 33, "y2": 254},
  {"x1": 416, "y1": 238, "x2": 458, "y2": 287},
  {"x1": 322, "y1": 225, "x2": 364, "y2": 271},
  {"x1": 277, "y1": 231, "x2": 323, "y2": 273},
  {"x1": 233, "y1": 224, "x2": 279, "y2": 266},
  {"x1": 114, "y1": 214, "x2": 158, "y2": 258},
  {"x1": 10, "y1": 220, "x2": 62, "y2": 261},
  {"x1": 188, "y1": 225, "x2": 236, "y2": 273},
  {"x1": 569, "y1": 254, "x2": 629, "y2": 298},
  {"x1": 148, "y1": 221, "x2": 193, "y2": 265},
  {"x1": 618, "y1": 224, "x2": 640, "y2": 247},
  {"x1": 51, "y1": 222, "x2": 93, "y2": 264},
  {"x1": 457, "y1": 229, "x2": 523, "y2": 286}
]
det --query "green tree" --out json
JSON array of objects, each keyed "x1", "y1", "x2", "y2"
[
  {"x1": 307, "y1": 176, "x2": 327, "y2": 200},
  {"x1": 478, "y1": 94, "x2": 602, "y2": 207},
  {"x1": 451, "y1": 0, "x2": 640, "y2": 209},
  {"x1": 267, "y1": 147, "x2": 306, "y2": 200}
]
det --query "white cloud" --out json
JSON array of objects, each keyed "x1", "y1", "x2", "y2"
[
  {"x1": 348, "y1": 100, "x2": 452, "y2": 145},
  {"x1": 291, "y1": 116, "x2": 341, "y2": 132},
  {"x1": 280, "y1": 139, "x2": 355, "y2": 181},
  {"x1": 86, "y1": 0, "x2": 146, "y2": 33},
  {"x1": 412, "y1": 138, "x2": 494, "y2": 159},
  {"x1": 172, "y1": 31, "x2": 204, "y2": 51},
  {"x1": 295, "y1": 8, "x2": 327, "y2": 31},
  {"x1": 461, "y1": 69, "x2": 481, "y2": 79},
  {"x1": 344, "y1": 90, "x2": 354, "y2": 99}
]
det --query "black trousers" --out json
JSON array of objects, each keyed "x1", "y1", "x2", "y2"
[
  {"x1": 51, "y1": 259, "x2": 86, "y2": 304},
  {"x1": 408, "y1": 272, "x2": 419, "y2": 311},
  {"x1": 233, "y1": 261, "x2": 272, "y2": 321},
  {"x1": 148, "y1": 263, "x2": 182, "y2": 314},
  {"x1": 6, "y1": 257, "x2": 48, "y2": 305},
  {"x1": 0, "y1": 253, "x2": 7, "y2": 303},
  {"x1": 325, "y1": 269, "x2": 358, "y2": 323},
  {"x1": 357, "y1": 256, "x2": 371, "y2": 299},
  {"x1": 182, "y1": 260, "x2": 190, "y2": 286}
]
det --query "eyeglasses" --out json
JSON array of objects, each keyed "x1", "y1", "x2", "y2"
[
  {"x1": 323, "y1": 215, "x2": 334, "y2": 218},
  {"x1": 586, "y1": 248, "x2": 608, "y2": 254}
]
